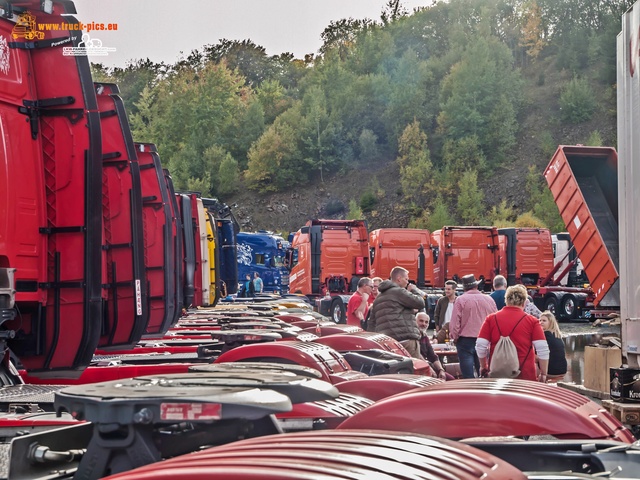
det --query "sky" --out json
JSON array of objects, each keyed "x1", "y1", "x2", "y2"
[{"x1": 71, "y1": 0, "x2": 433, "y2": 68}]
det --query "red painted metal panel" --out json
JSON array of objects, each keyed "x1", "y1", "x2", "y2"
[
  {"x1": 215, "y1": 341, "x2": 355, "y2": 384},
  {"x1": 339, "y1": 378, "x2": 635, "y2": 443},
  {"x1": 2, "y1": 3, "x2": 103, "y2": 375},
  {"x1": 103, "y1": 430, "x2": 525, "y2": 480},
  {"x1": 21, "y1": 363, "x2": 193, "y2": 385},
  {"x1": 135, "y1": 143, "x2": 176, "y2": 334},
  {"x1": 431, "y1": 226, "x2": 499, "y2": 289},
  {"x1": 335, "y1": 374, "x2": 443, "y2": 401},
  {"x1": 95, "y1": 83, "x2": 148, "y2": 348},
  {"x1": 369, "y1": 228, "x2": 434, "y2": 286}
]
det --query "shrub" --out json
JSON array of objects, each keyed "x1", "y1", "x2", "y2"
[
  {"x1": 515, "y1": 211, "x2": 546, "y2": 228},
  {"x1": 359, "y1": 190, "x2": 378, "y2": 212},
  {"x1": 538, "y1": 131, "x2": 557, "y2": 159},
  {"x1": 217, "y1": 155, "x2": 239, "y2": 196},
  {"x1": 559, "y1": 77, "x2": 596, "y2": 123},
  {"x1": 347, "y1": 199, "x2": 363, "y2": 220},
  {"x1": 325, "y1": 199, "x2": 346, "y2": 215},
  {"x1": 586, "y1": 130, "x2": 603, "y2": 146},
  {"x1": 359, "y1": 128, "x2": 379, "y2": 162}
]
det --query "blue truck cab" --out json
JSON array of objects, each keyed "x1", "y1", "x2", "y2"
[{"x1": 237, "y1": 231, "x2": 290, "y2": 294}]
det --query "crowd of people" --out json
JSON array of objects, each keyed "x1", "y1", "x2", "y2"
[{"x1": 350, "y1": 269, "x2": 567, "y2": 383}]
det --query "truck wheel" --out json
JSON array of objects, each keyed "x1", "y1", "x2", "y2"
[
  {"x1": 330, "y1": 298, "x2": 346, "y2": 324},
  {"x1": 543, "y1": 296, "x2": 558, "y2": 315},
  {"x1": 561, "y1": 295, "x2": 577, "y2": 319}
]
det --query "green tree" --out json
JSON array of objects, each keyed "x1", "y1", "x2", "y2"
[
  {"x1": 488, "y1": 200, "x2": 515, "y2": 227},
  {"x1": 245, "y1": 120, "x2": 305, "y2": 192},
  {"x1": 255, "y1": 79, "x2": 290, "y2": 124},
  {"x1": 319, "y1": 18, "x2": 373, "y2": 60},
  {"x1": 358, "y1": 129, "x2": 379, "y2": 162},
  {"x1": 486, "y1": 95, "x2": 518, "y2": 165},
  {"x1": 204, "y1": 39, "x2": 272, "y2": 87},
  {"x1": 559, "y1": 76, "x2": 596, "y2": 123},
  {"x1": 129, "y1": 85, "x2": 157, "y2": 143},
  {"x1": 397, "y1": 120, "x2": 432, "y2": 200},
  {"x1": 149, "y1": 61, "x2": 251, "y2": 188},
  {"x1": 217, "y1": 154, "x2": 240, "y2": 197},
  {"x1": 441, "y1": 136, "x2": 486, "y2": 180},
  {"x1": 532, "y1": 189, "x2": 565, "y2": 232},
  {"x1": 526, "y1": 165, "x2": 565, "y2": 231},
  {"x1": 586, "y1": 130, "x2": 603, "y2": 146},
  {"x1": 437, "y1": 35, "x2": 522, "y2": 161},
  {"x1": 347, "y1": 198, "x2": 364, "y2": 219},
  {"x1": 457, "y1": 169, "x2": 485, "y2": 225},
  {"x1": 428, "y1": 194, "x2": 455, "y2": 231}
]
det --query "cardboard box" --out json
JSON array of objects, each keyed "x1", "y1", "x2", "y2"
[
  {"x1": 583, "y1": 346, "x2": 621, "y2": 392},
  {"x1": 610, "y1": 367, "x2": 640, "y2": 403}
]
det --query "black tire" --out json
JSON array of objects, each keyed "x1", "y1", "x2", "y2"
[
  {"x1": 330, "y1": 298, "x2": 346, "y2": 324},
  {"x1": 561, "y1": 294, "x2": 578, "y2": 319},
  {"x1": 543, "y1": 296, "x2": 558, "y2": 315}
]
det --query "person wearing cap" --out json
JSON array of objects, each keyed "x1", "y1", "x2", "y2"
[
  {"x1": 367, "y1": 266, "x2": 425, "y2": 359},
  {"x1": 450, "y1": 274, "x2": 498, "y2": 378}
]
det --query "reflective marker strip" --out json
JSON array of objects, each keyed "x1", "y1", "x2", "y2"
[
  {"x1": 135, "y1": 279, "x2": 143, "y2": 316},
  {"x1": 160, "y1": 403, "x2": 222, "y2": 421}
]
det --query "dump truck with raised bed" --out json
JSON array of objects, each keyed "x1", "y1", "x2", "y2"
[{"x1": 544, "y1": 145, "x2": 620, "y2": 320}]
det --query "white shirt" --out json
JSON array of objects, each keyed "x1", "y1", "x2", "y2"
[{"x1": 444, "y1": 301, "x2": 454, "y2": 325}]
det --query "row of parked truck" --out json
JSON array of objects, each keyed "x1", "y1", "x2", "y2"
[
  {"x1": 284, "y1": 146, "x2": 620, "y2": 324},
  {"x1": 0, "y1": 2, "x2": 251, "y2": 381}
]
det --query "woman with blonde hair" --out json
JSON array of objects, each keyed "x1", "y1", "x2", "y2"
[
  {"x1": 539, "y1": 310, "x2": 567, "y2": 382},
  {"x1": 476, "y1": 284, "x2": 550, "y2": 381}
]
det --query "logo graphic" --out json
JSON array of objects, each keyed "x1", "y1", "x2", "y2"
[
  {"x1": 237, "y1": 244, "x2": 253, "y2": 266},
  {"x1": 63, "y1": 33, "x2": 116, "y2": 57},
  {"x1": 0, "y1": 36, "x2": 10, "y2": 74},
  {"x1": 11, "y1": 12, "x2": 45, "y2": 41}
]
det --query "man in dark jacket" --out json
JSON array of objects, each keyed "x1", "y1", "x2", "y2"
[
  {"x1": 434, "y1": 279, "x2": 457, "y2": 341},
  {"x1": 367, "y1": 266, "x2": 425, "y2": 359}
]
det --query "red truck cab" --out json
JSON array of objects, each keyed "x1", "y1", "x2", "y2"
[
  {"x1": 498, "y1": 228, "x2": 555, "y2": 286},
  {"x1": 369, "y1": 228, "x2": 434, "y2": 287},
  {"x1": 431, "y1": 226, "x2": 500, "y2": 290},
  {"x1": 287, "y1": 220, "x2": 369, "y2": 322}
]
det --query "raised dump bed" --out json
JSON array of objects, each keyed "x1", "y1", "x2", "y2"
[{"x1": 544, "y1": 146, "x2": 619, "y2": 308}]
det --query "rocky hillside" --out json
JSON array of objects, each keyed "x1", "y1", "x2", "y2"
[{"x1": 228, "y1": 56, "x2": 618, "y2": 235}]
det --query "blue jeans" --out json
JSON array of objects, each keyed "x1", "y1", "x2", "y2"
[{"x1": 456, "y1": 336, "x2": 479, "y2": 379}]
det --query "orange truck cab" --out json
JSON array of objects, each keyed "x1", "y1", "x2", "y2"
[
  {"x1": 369, "y1": 228, "x2": 434, "y2": 288},
  {"x1": 498, "y1": 228, "x2": 555, "y2": 286},
  {"x1": 431, "y1": 226, "x2": 500, "y2": 290},
  {"x1": 287, "y1": 219, "x2": 369, "y2": 323}
]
